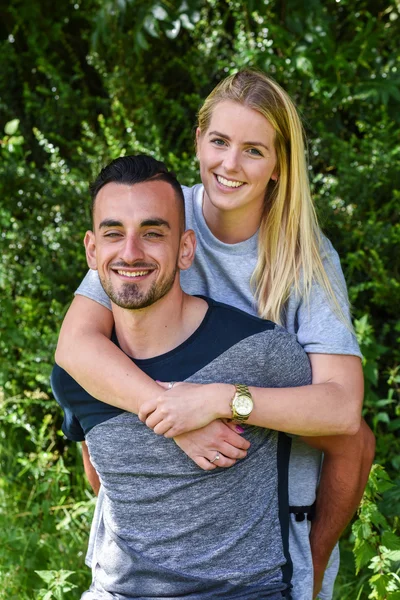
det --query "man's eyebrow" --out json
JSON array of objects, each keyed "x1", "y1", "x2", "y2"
[
  {"x1": 99, "y1": 219, "x2": 123, "y2": 229},
  {"x1": 140, "y1": 218, "x2": 170, "y2": 229},
  {"x1": 98, "y1": 218, "x2": 170, "y2": 229},
  {"x1": 208, "y1": 130, "x2": 271, "y2": 151}
]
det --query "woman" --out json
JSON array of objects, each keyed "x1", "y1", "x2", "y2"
[{"x1": 56, "y1": 70, "x2": 373, "y2": 600}]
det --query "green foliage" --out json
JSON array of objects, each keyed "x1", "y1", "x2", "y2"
[
  {"x1": 1, "y1": 0, "x2": 399, "y2": 597},
  {"x1": 35, "y1": 570, "x2": 78, "y2": 600}
]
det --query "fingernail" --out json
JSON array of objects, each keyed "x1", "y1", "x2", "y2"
[
  {"x1": 235, "y1": 425, "x2": 245, "y2": 433},
  {"x1": 156, "y1": 380, "x2": 161, "y2": 383}
]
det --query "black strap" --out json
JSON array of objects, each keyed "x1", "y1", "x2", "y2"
[{"x1": 289, "y1": 502, "x2": 316, "y2": 522}]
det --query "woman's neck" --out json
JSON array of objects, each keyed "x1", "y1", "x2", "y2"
[{"x1": 202, "y1": 192, "x2": 262, "y2": 244}]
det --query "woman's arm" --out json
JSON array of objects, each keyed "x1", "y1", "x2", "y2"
[
  {"x1": 55, "y1": 296, "x2": 249, "y2": 468},
  {"x1": 55, "y1": 296, "x2": 161, "y2": 411},
  {"x1": 140, "y1": 353, "x2": 363, "y2": 437}
]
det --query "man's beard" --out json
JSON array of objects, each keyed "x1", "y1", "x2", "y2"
[{"x1": 99, "y1": 262, "x2": 178, "y2": 310}]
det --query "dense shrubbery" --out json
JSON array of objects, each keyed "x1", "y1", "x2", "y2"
[{"x1": 0, "y1": 1, "x2": 399, "y2": 597}]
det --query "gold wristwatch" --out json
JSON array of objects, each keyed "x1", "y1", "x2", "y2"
[{"x1": 230, "y1": 384, "x2": 254, "y2": 423}]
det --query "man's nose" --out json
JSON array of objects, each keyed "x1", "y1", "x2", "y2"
[{"x1": 120, "y1": 235, "x2": 145, "y2": 263}]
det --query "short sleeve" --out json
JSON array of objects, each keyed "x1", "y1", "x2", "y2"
[
  {"x1": 284, "y1": 237, "x2": 362, "y2": 358},
  {"x1": 75, "y1": 269, "x2": 112, "y2": 311},
  {"x1": 51, "y1": 365, "x2": 85, "y2": 442}
]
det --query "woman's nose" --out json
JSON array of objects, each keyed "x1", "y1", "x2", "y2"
[{"x1": 222, "y1": 148, "x2": 241, "y2": 173}]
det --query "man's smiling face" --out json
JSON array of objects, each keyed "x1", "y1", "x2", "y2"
[{"x1": 85, "y1": 179, "x2": 184, "y2": 310}]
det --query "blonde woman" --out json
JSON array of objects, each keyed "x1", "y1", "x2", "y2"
[{"x1": 56, "y1": 70, "x2": 374, "y2": 600}]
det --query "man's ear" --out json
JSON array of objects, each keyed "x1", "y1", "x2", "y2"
[
  {"x1": 84, "y1": 231, "x2": 97, "y2": 270},
  {"x1": 178, "y1": 229, "x2": 196, "y2": 271}
]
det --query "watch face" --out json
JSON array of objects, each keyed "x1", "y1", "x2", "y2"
[{"x1": 234, "y1": 395, "x2": 253, "y2": 416}]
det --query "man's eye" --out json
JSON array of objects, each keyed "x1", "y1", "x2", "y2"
[
  {"x1": 144, "y1": 231, "x2": 163, "y2": 238},
  {"x1": 104, "y1": 232, "x2": 122, "y2": 238}
]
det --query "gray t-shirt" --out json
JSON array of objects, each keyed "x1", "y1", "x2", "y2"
[
  {"x1": 76, "y1": 183, "x2": 361, "y2": 600},
  {"x1": 53, "y1": 298, "x2": 312, "y2": 599}
]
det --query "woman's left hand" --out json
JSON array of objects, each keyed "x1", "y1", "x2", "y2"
[{"x1": 138, "y1": 381, "x2": 233, "y2": 437}]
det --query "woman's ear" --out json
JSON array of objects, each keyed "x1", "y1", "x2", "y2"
[
  {"x1": 84, "y1": 231, "x2": 97, "y2": 270},
  {"x1": 178, "y1": 229, "x2": 196, "y2": 271},
  {"x1": 270, "y1": 170, "x2": 279, "y2": 182},
  {"x1": 195, "y1": 127, "x2": 202, "y2": 159}
]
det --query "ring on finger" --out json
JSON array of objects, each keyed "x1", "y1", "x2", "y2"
[
  {"x1": 209, "y1": 452, "x2": 220, "y2": 464},
  {"x1": 168, "y1": 381, "x2": 176, "y2": 390}
]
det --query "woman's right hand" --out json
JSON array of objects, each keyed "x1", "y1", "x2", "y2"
[{"x1": 173, "y1": 420, "x2": 250, "y2": 471}]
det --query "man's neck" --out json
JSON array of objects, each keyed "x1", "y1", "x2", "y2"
[{"x1": 112, "y1": 285, "x2": 208, "y2": 360}]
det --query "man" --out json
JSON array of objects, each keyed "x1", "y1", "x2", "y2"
[{"x1": 52, "y1": 155, "x2": 318, "y2": 599}]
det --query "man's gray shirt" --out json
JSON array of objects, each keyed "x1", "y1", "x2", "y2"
[{"x1": 53, "y1": 298, "x2": 312, "y2": 599}]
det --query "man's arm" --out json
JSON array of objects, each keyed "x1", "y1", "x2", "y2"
[
  {"x1": 82, "y1": 441, "x2": 101, "y2": 496},
  {"x1": 301, "y1": 419, "x2": 376, "y2": 599}
]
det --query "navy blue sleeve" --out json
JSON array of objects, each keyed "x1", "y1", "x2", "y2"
[{"x1": 51, "y1": 365, "x2": 85, "y2": 442}]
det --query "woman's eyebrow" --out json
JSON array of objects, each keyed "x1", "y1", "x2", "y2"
[{"x1": 208, "y1": 130, "x2": 270, "y2": 151}]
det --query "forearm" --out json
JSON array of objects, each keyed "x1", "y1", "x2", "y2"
[
  {"x1": 82, "y1": 442, "x2": 101, "y2": 496},
  {"x1": 246, "y1": 382, "x2": 361, "y2": 436},
  {"x1": 56, "y1": 296, "x2": 160, "y2": 412},
  {"x1": 304, "y1": 420, "x2": 375, "y2": 572},
  {"x1": 59, "y1": 330, "x2": 159, "y2": 412},
  {"x1": 205, "y1": 381, "x2": 361, "y2": 437}
]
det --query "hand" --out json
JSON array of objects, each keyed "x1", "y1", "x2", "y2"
[
  {"x1": 174, "y1": 420, "x2": 251, "y2": 470},
  {"x1": 138, "y1": 381, "x2": 233, "y2": 437}
]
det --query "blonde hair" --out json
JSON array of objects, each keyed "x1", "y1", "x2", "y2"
[{"x1": 197, "y1": 69, "x2": 348, "y2": 324}]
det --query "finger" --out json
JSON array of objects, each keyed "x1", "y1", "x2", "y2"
[
  {"x1": 222, "y1": 426, "x2": 251, "y2": 450},
  {"x1": 163, "y1": 425, "x2": 185, "y2": 438},
  {"x1": 208, "y1": 453, "x2": 236, "y2": 469},
  {"x1": 223, "y1": 420, "x2": 246, "y2": 434},
  {"x1": 145, "y1": 411, "x2": 165, "y2": 432},
  {"x1": 151, "y1": 420, "x2": 173, "y2": 436},
  {"x1": 195, "y1": 457, "x2": 217, "y2": 471},
  {"x1": 138, "y1": 401, "x2": 157, "y2": 422},
  {"x1": 218, "y1": 441, "x2": 248, "y2": 460}
]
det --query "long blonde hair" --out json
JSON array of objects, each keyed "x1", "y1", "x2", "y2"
[{"x1": 197, "y1": 69, "x2": 347, "y2": 324}]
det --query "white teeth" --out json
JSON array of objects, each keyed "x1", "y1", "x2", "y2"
[
  {"x1": 117, "y1": 270, "x2": 149, "y2": 277},
  {"x1": 216, "y1": 175, "x2": 244, "y2": 188}
]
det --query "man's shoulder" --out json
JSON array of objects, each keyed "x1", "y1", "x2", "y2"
[
  {"x1": 189, "y1": 297, "x2": 311, "y2": 388},
  {"x1": 199, "y1": 295, "x2": 306, "y2": 359},
  {"x1": 51, "y1": 363, "x2": 86, "y2": 406},
  {"x1": 204, "y1": 295, "x2": 278, "y2": 333}
]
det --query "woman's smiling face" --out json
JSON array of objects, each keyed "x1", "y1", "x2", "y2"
[{"x1": 196, "y1": 100, "x2": 278, "y2": 237}]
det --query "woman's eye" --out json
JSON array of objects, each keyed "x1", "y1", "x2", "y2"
[
  {"x1": 247, "y1": 147, "x2": 263, "y2": 157},
  {"x1": 210, "y1": 138, "x2": 226, "y2": 147}
]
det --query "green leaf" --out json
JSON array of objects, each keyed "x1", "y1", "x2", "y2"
[
  {"x1": 4, "y1": 119, "x2": 20, "y2": 136},
  {"x1": 354, "y1": 540, "x2": 376, "y2": 573},
  {"x1": 35, "y1": 570, "x2": 54, "y2": 584},
  {"x1": 382, "y1": 531, "x2": 400, "y2": 551}
]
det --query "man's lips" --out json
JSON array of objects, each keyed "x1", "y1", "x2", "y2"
[
  {"x1": 116, "y1": 269, "x2": 150, "y2": 278},
  {"x1": 111, "y1": 264, "x2": 156, "y2": 279}
]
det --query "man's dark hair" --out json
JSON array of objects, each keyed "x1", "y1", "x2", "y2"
[{"x1": 90, "y1": 155, "x2": 185, "y2": 229}]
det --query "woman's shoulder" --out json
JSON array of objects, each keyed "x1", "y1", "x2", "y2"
[{"x1": 181, "y1": 183, "x2": 203, "y2": 203}]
